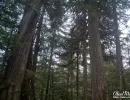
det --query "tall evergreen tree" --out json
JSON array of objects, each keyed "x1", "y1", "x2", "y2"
[
  {"x1": 0, "y1": 0, "x2": 42, "y2": 100},
  {"x1": 88, "y1": 0, "x2": 108, "y2": 99}
]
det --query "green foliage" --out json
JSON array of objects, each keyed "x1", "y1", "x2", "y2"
[{"x1": 0, "y1": 0, "x2": 130, "y2": 100}]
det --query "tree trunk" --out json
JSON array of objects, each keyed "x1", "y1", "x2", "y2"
[
  {"x1": 50, "y1": 68, "x2": 54, "y2": 100},
  {"x1": 21, "y1": 42, "x2": 33, "y2": 100},
  {"x1": 66, "y1": 67, "x2": 70, "y2": 100},
  {"x1": 33, "y1": 7, "x2": 45, "y2": 69},
  {"x1": 40, "y1": 88, "x2": 44, "y2": 100},
  {"x1": 83, "y1": 36, "x2": 87, "y2": 100},
  {"x1": 40, "y1": 56, "x2": 48, "y2": 100},
  {"x1": 45, "y1": 39, "x2": 54, "y2": 100},
  {"x1": 113, "y1": 0, "x2": 125, "y2": 91},
  {"x1": 70, "y1": 54, "x2": 74, "y2": 100},
  {"x1": 21, "y1": 7, "x2": 44, "y2": 100},
  {"x1": 88, "y1": 1, "x2": 108, "y2": 99},
  {"x1": 70, "y1": 67, "x2": 74, "y2": 100},
  {"x1": 76, "y1": 48, "x2": 79, "y2": 100},
  {"x1": 82, "y1": 11, "x2": 88, "y2": 100},
  {"x1": 0, "y1": 0, "x2": 42, "y2": 100},
  {"x1": 31, "y1": 7, "x2": 45, "y2": 100}
]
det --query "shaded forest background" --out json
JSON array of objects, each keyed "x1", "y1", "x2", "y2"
[{"x1": 0, "y1": 0, "x2": 130, "y2": 100}]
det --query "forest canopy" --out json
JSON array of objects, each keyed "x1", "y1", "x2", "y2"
[{"x1": 0, "y1": 0, "x2": 130, "y2": 100}]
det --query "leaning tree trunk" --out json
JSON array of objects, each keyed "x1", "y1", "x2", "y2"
[
  {"x1": 113, "y1": 0, "x2": 125, "y2": 91},
  {"x1": 21, "y1": 44, "x2": 33, "y2": 100},
  {"x1": 21, "y1": 7, "x2": 44, "y2": 100},
  {"x1": 0, "y1": 0, "x2": 42, "y2": 100},
  {"x1": 31, "y1": 7, "x2": 45, "y2": 100},
  {"x1": 88, "y1": 1, "x2": 108, "y2": 100}
]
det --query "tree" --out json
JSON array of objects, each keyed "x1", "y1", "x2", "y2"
[
  {"x1": 0, "y1": 0, "x2": 42, "y2": 100},
  {"x1": 113, "y1": 0, "x2": 125, "y2": 91},
  {"x1": 21, "y1": 7, "x2": 45, "y2": 100},
  {"x1": 88, "y1": 0, "x2": 108, "y2": 99},
  {"x1": 82, "y1": 12, "x2": 88, "y2": 100},
  {"x1": 0, "y1": 0, "x2": 130, "y2": 100}
]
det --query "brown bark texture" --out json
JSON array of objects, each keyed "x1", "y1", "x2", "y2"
[
  {"x1": 21, "y1": 6, "x2": 44, "y2": 100},
  {"x1": 88, "y1": 3, "x2": 108, "y2": 99},
  {"x1": 0, "y1": 0, "x2": 42, "y2": 100}
]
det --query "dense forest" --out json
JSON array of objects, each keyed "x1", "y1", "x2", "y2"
[{"x1": 0, "y1": 0, "x2": 130, "y2": 100}]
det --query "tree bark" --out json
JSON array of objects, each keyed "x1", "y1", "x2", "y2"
[
  {"x1": 70, "y1": 68, "x2": 74, "y2": 100},
  {"x1": 21, "y1": 7, "x2": 44, "y2": 100},
  {"x1": 76, "y1": 48, "x2": 79, "y2": 100},
  {"x1": 82, "y1": 11, "x2": 88, "y2": 100},
  {"x1": 88, "y1": 1, "x2": 108, "y2": 99},
  {"x1": 50, "y1": 68, "x2": 54, "y2": 100},
  {"x1": 31, "y1": 7, "x2": 45, "y2": 100},
  {"x1": 21, "y1": 42, "x2": 33, "y2": 100},
  {"x1": 70, "y1": 54, "x2": 74, "y2": 100},
  {"x1": 113, "y1": 0, "x2": 125, "y2": 91},
  {"x1": 0, "y1": 0, "x2": 42, "y2": 100},
  {"x1": 83, "y1": 35, "x2": 87, "y2": 100},
  {"x1": 44, "y1": 37, "x2": 54, "y2": 100},
  {"x1": 66, "y1": 67, "x2": 70, "y2": 100}
]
